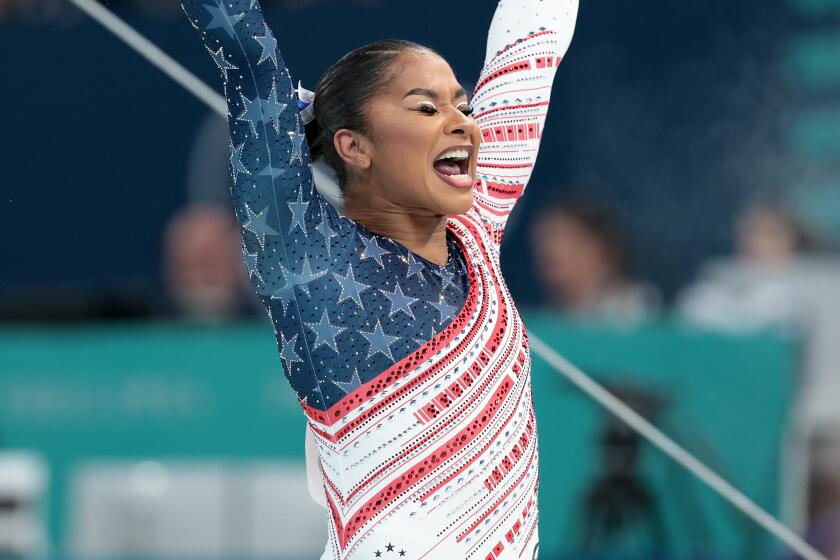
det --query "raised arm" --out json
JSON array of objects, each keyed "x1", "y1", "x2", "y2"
[
  {"x1": 180, "y1": 0, "x2": 349, "y2": 300},
  {"x1": 470, "y1": 0, "x2": 578, "y2": 236}
]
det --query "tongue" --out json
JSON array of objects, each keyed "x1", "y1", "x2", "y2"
[{"x1": 434, "y1": 160, "x2": 461, "y2": 176}]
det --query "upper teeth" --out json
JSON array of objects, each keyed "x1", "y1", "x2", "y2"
[{"x1": 436, "y1": 148, "x2": 469, "y2": 161}]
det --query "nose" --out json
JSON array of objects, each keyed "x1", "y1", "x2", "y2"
[{"x1": 444, "y1": 107, "x2": 479, "y2": 137}]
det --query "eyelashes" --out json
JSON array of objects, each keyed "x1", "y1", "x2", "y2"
[{"x1": 416, "y1": 103, "x2": 474, "y2": 117}]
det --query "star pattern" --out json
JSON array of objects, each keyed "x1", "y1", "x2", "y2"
[
  {"x1": 184, "y1": 0, "x2": 472, "y2": 413},
  {"x1": 361, "y1": 320, "x2": 401, "y2": 361},
  {"x1": 405, "y1": 253, "x2": 425, "y2": 280},
  {"x1": 242, "y1": 203, "x2": 278, "y2": 248},
  {"x1": 237, "y1": 92, "x2": 264, "y2": 137},
  {"x1": 230, "y1": 141, "x2": 249, "y2": 183},
  {"x1": 269, "y1": 286, "x2": 296, "y2": 316},
  {"x1": 316, "y1": 213, "x2": 338, "y2": 255},
  {"x1": 287, "y1": 187, "x2": 309, "y2": 235},
  {"x1": 242, "y1": 248, "x2": 262, "y2": 284},
  {"x1": 439, "y1": 267, "x2": 457, "y2": 290},
  {"x1": 361, "y1": 236, "x2": 388, "y2": 267},
  {"x1": 288, "y1": 130, "x2": 306, "y2": 166},
  {"x1": 335, "y1": 368, "x2": 363, "y2": 394},
  {"x1": 203, "y1": 0, "x2": 243, "y2": 39},
  {"x1": 384, "y1": 282, "x2": 418, "y2": 319},
  {"x1": 259, "y1": 163, "x2": 287, "y2": 180},
  {"x1": 279, "y1": 332, "x2": 302, "y2": 367},
  {"x1": 254, "y1": 24, "x2": 278, "y2": 67},
  {"x1": 263, "y1": 80, "x2": 288, "y2": 134},
  {"x1": 334, "y1": 264, "x2": 370, "y2": 309},
  {"x1": 236, "y1": 85, "x2": 288, "y2": 137},
  {"x1": 207, "y1": 45, "x2": 237, "y2": 78},
  {"x1": 305, "y1": 310, "x2": 345, "y2": 352},
  {"x1": 431, "y1": 295, "x2": 459, "y2": 324},
  {"x1": 280, "y1": 255, "x2": 327, "y2": 297}
]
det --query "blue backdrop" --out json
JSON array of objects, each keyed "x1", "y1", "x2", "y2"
[{"x1": 0, "y1": 0, "x2": 789, "y2": 307}]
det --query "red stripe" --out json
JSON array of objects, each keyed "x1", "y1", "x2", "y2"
[
  {"x1": 478, "y1": 29, "x2": 558, "y2": 76},
  {"x1": 475, "y1": 100, "x2": 549, "y2": 121},
  {"x1": 457, "y1": 447, "x2": 535, "y2": 543},
  {"x1": 476, "y1": 60, "x2": 533, "y2": 91},
  {"x1": 479, "y1": 162, "x2": 534, "y2": 170},
  {"x1": 344, "y1": 328, "x2": 511, "y2": 505},
  {"x1": 477, "y1": 181, "x2": 526, "y2": 202},
  {"x1": 337, "y1": 375, "x2": 516, "y2": 548},
  {"x1": 420, "y1": 390, "x2": 521, "y2": 500}
]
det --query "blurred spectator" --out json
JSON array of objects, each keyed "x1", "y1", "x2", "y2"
[
  {"x1": 530, "y1": 196, "x2": 660, "y2": 323},
  {"x1": 163, "y1": 111, "x2": 265, "y2": 323},
  {"x1": 678, "y1": 202, "x2": 816, "y2": 332},
  {"x1": 162, "y1": 204, "x2": 258, "y2": 323},
  {"x1": 678, "y1": 200, "x2": 840, "y2": 528},
  {"x1": 736, "y1": 203, "x2": 812, "y2": 267}
]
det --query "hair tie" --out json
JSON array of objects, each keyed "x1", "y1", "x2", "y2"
[{"x1": 296, "y1": 81, "x2": 316, "y2": 126}]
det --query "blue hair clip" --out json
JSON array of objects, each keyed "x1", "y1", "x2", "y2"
[{"x1": 296, "y1": 81, "x2": 316, "y2": 125}]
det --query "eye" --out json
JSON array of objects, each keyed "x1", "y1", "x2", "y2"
[
  {"x1": 417, "y1": 103, "x2": 438, "y2": 115},
  {"x1": 459, "y1": 105, "x2": 474, "y2": 117}
]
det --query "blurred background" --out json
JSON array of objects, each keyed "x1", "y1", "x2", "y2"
[{"x1": 1, "y1": 0, "x2": 840, "y2": 558}]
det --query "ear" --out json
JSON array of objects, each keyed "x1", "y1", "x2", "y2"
[{"x1": 333, "y1": 129, "x2": 372, "y2": 172}]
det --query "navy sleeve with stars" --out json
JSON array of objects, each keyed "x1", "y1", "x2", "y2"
[
  {"x1": 180, "y1": 0, "x2": 354, "y2": 296},
  {"x1": 180, "y1": 0, "x2": 470, "y2": 411}
]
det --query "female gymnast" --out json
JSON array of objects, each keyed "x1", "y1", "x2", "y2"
[{"x1": 180, "y1": 0, "x2": 577, "y2": 558}]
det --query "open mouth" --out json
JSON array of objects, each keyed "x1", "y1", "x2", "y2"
[{"x1": 433, "y1": 146, "x2": 474, "y2": 190}]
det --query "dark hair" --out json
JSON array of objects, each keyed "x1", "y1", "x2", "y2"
[{"x1": 305, "y1": 39, "x2": 437, "y2": 189}]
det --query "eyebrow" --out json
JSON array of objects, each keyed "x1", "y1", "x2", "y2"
[{"x1": 403, "y1": 87, "x2": 468, "y2": 100}]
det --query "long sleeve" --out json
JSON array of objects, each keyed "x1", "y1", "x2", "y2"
[
  {"x1": 180, "y1": 0, "x2": 353, "y2": 302},
  {"x1": 470, "y1": 0, "x2": 578, "y2": 236}
]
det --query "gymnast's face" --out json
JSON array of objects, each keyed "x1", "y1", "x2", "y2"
[{"x1": 345, "y1": 51, "x2": 481, "y2": 217}]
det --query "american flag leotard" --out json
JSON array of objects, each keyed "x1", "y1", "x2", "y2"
[{"x1": 180, "y1": 1, "x2": 577, "y2": 558}]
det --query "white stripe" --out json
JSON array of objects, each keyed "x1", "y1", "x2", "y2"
[{"x1": 64, "y1": 2, "x2": 827, "y2": 558}]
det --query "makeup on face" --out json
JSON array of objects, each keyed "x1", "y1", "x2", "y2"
[
  {"x1": 401, "y1": 85, "x2": 478, "y2": 191},
  {"x1": 356, "y1": 52, "x2": 481, "y2": 217}
]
